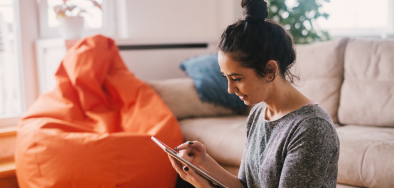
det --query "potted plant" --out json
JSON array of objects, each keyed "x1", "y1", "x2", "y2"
[{"x1": 54, "y1": 0, "x2": 102, "y2": 39}]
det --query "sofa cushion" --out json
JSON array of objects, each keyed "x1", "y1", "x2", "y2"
[
  {"x1": 179, "y1": 116, "x2": 247, "y2": 166},
  {"x1": 338, "y1": 38, "x2": 394, "y2": 127},
  {"x1": 292, "y1": 38, "x2": 349, "y2": 123},
  {"x1": 147, "y1": 78, "x2": 236, "y2": 119},
  {"x1": 336, "y1": 125, "x2": 394, "y2": 187}
]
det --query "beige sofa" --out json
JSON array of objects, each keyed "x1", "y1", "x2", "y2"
[{"x1": 147, "y1": 38, "x2": 394, "y2": 188}]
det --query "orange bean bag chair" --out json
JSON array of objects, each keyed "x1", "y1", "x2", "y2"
[{"x1": 15, "y1": 35, "x2": 183, "y2": 188}]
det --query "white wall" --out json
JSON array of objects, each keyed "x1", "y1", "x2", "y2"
[
  {"x1": 118, "y1": 45, "x2": 218, "y2": 81},
  {"x1": 126, "y1": 0, "x2": 217, "y2": 39},
  {"x1": 116, "y1": 0, "x2": 242, "y2": 40},
  {"x1": 112, "y1": 0, "x2": 244, "y2": 80}
]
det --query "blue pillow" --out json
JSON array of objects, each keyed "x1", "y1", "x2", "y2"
[{"x1": 180, "y1": 53, "x2": 247, "y2": 111}]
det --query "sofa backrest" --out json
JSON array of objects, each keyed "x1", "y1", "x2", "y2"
[
  {"x1": 338, "y1": 38, "x2": 394, "y2": 127},
  {"x1": 293, "y1": 38, "x2": 349, "y2": 123},
  {"x1": 147, "y1": 78, "x2": 237, "y2": 119}
]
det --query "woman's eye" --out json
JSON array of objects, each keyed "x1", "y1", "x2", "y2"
[{"x1": 232, "y1": 78, "x2": 241, "y2": 82}]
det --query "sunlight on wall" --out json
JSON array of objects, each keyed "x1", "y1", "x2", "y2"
[{"x1": 317, "y1": 0, "x2": 389, "y2": 29}]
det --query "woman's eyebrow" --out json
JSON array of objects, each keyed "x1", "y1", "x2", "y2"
[
  {"x1": 220, "y1": 72, "x2": 242, "y2": 76},
  {"x1": 227, "y1": 73, "x2": 242, "y2": 76}
]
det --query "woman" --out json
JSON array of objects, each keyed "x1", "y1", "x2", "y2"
[{"x1": 169, "y1": 0, "x2": 339, "y2": 187}]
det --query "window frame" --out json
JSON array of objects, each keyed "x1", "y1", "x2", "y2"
[
  {"x1": 37, "y1": 0, "x2": 115, "y2": 39},
  {"x1": 0, "y1": 0, "x2": 40, "y2": 128}
]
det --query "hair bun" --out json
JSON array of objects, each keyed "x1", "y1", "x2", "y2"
[{"x1": 241, "y1": 0, "x2": 268, "y2": 23}]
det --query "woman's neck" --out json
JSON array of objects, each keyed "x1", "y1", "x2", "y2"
[{"x1": 264, "y1": 81, "x2": 310, "y2": 121}]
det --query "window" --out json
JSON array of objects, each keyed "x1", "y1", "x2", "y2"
[
  {"x1": 0, "y1": 0, "x2": 23, "y2": 120},
  {"x1": 316, "y1": 0, "x2": 393, "y2": 37},
  {"x1": 0, "y1": 0, "x2": 40, "y2": 128},
  {"x1": 38, "y1": 0, "x2": 115, "y2": 38}
]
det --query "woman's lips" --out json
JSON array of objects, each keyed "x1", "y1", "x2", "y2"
[{"x1": 239, "y1": 95, "x2": 246, "y2": 100}]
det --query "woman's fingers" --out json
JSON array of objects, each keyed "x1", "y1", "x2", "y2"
[
  {"x1": 168, "y1": 155, "x2": 187, "y2": 177},
  {"x1": 175, "y1": 141, "x2": 207, "y2": 167},
  {"x1": 174, "y1": 142, "x2": 191, "y2": 151},
  {"x1": 178, "y1": 149, "x2": 194, "y2": 161},
  {"x1": 183, "y1": 165, "x2": 217, "y2": 188},
  {"x1": 168, "y1": 155, "x2": 199, "y2": 185},
  {"x1": 175, "y1": 141, "x2": 206, "y2": 153},
  {"x1": 176, "y1": 145, "x2": 194, "y2": 156},
  {"x1": 169, "y1": 155, "x2": 218, "y2": 188},
  {"x1": 183, "y1": 165, "x2": 200, "y2": 179}
]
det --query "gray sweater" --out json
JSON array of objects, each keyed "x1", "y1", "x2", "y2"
[{"x1": 238, "y1": 102, "x2": 339, "y2": 188}]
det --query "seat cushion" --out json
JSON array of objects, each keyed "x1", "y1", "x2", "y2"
[
  {"x1": 179, "y1": 116, "x2": 247, "y2": 166},
  {"x1": 338, "y1": 38, "x2": 394, "y2": 127},
  {"x1": 336, "y1": 125, "x2": 394, "y2": 187},
  {"x1": 293, "y1": 38, "x2": 349, "y2": 123}
]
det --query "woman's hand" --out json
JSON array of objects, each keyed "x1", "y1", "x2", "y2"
[
  {"x1": 168, "y1": 141, "x2": 218, "y2": 188},
  {"x1": 168, "y1": 155, "x2": 217, "y2": 188},
  {"x1": 175, "y1": 141, "x2": 207, "y2": 167}
]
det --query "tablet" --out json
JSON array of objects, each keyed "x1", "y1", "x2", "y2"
[{"x1": 151, "y1": 136, "x2": 227, "y2": 188}]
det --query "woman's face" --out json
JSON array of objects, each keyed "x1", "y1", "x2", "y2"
[{"x1": 218, "y1": 51, "x2": 272, "y2": 106}]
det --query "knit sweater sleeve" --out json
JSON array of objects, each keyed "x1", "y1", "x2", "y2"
[{"x1": 278, "y1": 117, "x2": 339, "y2": 188}]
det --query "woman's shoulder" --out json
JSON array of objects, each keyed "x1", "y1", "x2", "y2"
[
  {"x1": 287, "y1": 104, "x2": 338, "y2": 142},
  {"x1": 296, "y1": 104, "x2": 334, "y2": 126}
]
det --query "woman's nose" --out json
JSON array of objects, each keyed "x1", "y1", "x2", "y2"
[{"x1": 227, "y1": 80, "x2": 237, "y2": 94}]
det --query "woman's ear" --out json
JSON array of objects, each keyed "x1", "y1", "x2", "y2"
[{"x1": 265, "y1": 60, "x2": 278, "y2": 81}]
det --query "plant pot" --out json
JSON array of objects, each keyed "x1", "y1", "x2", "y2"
[{"x1": 59, "y1": 16, "x2": 84, "y2": 39}]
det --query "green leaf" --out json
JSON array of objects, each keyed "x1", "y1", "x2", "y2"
[{"x1": 267, "y1": 0, "x2": 330, "y2": 44}]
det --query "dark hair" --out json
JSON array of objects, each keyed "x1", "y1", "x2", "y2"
[{"x1": 219, "y1": 0, "x2": 298, "y2": 83}]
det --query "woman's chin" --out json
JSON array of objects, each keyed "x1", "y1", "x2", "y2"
[
  {"x1": 240, "y1": 96, "x2": 258, "y2": 106},
  {"x1": 242, "y1": 99, "x2": 252, "y2": 106},
  {"x1": 243, "y1": 99, "x2": 260, "y2": 106}
]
